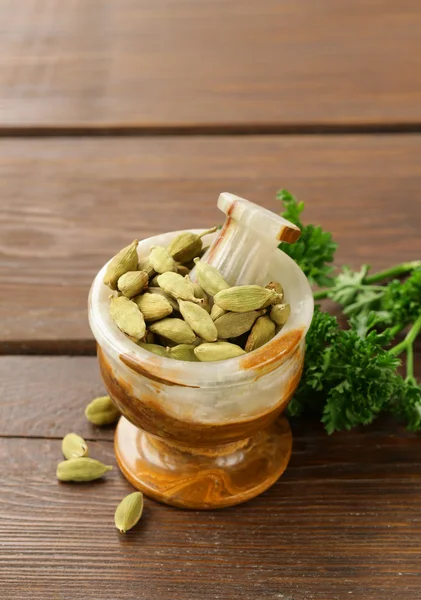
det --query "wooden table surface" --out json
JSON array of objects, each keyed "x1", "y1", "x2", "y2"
[{"x1": 1, "y1": 2, "x2": 421, "y2": 599}]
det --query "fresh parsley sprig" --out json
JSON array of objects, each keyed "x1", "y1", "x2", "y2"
[{"x1": 278, "y1": 190, "x2": 421, "y2": 433}]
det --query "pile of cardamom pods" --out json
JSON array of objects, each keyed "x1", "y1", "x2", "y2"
[
  {"x1": 56, "y1": 396, "x2": 143, "y2": 534},
  {"x1": 104, "y1": 229, "x2": 291, "y2": 361}
]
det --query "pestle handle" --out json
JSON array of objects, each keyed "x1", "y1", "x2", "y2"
[{"x1": 194, "y1": 193, "x2": 301, "y2": 286}]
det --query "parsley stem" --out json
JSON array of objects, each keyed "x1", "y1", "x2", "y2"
[
  {"x1": 365, "y1": 261, "x2": 421, "y2": 284},
  {"x1": 313, "y1": 261, "x2": 421, "y2": 301},
  {"x1": 389, "y1": 323, "x2": 405, "y2": 338},
  {"x1": 313, "y1": 289, "x2": 329, "y2": 300},
  {"x1": 390, "y1": 313, "x2": 421, "y2": 357},
  {"x1": 406, "y1": 344, "x2": 414, "y2": 380}
]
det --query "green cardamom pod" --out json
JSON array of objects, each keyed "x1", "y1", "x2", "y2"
[
  {"x1": 214, "y1": 309, "x2": 264, "y2": 339},
  {"x1": 138, "y1": 342, "x2": 171, "y2": 357},
  {"x1": 168, "y1": 228, "x2": 217, "y2": 263},
  {"x1": 245, "y1": 315, "x2": 276, "y2": 352},
  {"x1": 149, "y1": 318, "x2": 196, "y2": 344},
  {"x1": 193, "y1": 259, "x2": 230, "y2": 297},
  {"x1": 133, "y1": 292, "x2": 173, "y2": 321},
  {"x1": 178, "y1": 300, "x2": 218, "y2": 342},
  {"x1": 210, "y1": 304, "x2": 227, "y2": 321},
  {"x1": 137, "y1": 257, "x2": 155, "y2": 278},
  {"x1": 110, "y1": 296, "x2": 146, "y2": 340},
  {"x1": 56, "y1": 457, "x2": 113, "y2": 482},
  {"x1": 214, "y1": 285, "x2": 282, "y2": 313},
  {"x1": 168, "y1": 344, "x2": 199, "y2": 361},
  {"x1": 156, "y1": 272, "x2": 203, "y2": 304},
  {"x1": 149, "y1": 246, "x2": 177, "y2": 274},
  {"x1": 265, "y1": 281, "x2": 284, "y2": 301},
  {"x1": 192, "y1": 282, "x2": 210, "y2": 313},
  {"x1": 115, "y1": 491, "x2": 144, "y2": 533},
  {"x1": 85, "y1": 395, "x2": 120, "y2": 426},
  {"x1": 269, "y1": 303, "x2": 291, "y2": 326},
  {"x1": 176, "y1": 263, "x2": 191, "y2": 276},
  {"x1": 103, "y1": 240, "x2": 139, "y2": 290},
  {"x1": 194, "y1": 341, "x2": 246, "y2": 362},
  {"x1": 62, "y1": 433, "x2": 89, "y2": 459},
  {"x1": 117, "y1": 270, "x2": 149, "y2": 298},
  {"x1": 148, "y1": 287, "x2": 180, "y2": 311}
]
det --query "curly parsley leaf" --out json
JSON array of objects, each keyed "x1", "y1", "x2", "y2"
[{"x1": 277, "y1": 190, "x2": 337, "y2": 287}]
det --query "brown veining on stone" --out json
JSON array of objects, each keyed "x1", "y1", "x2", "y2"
[
  {"x1": 120, "y1": 352, "x2": 199, "y2": 388},
  {"x1": 98, "y1": 345, "x2": 301, "y2": 447},
  {"x1": 115, "y1": 416, "x2": 292, "y2": 509}
]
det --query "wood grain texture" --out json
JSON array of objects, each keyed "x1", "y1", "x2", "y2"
[
  {"x1": 0, "y1": 0, "x2": 421, "y2": 129},
  {"x1": 1, "y1": 135, "x2": 421, "y2": 351},
  {"x1": 2, "y1": 428, "x2": 421, "y2": 600}
]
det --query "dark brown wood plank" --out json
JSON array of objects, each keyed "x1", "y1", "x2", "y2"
[
  {"x1": 1, "y1": 135, "x2": 420, "y2": 350},
  {"x1": 0, "y1": 356, "x2": 112, "y2": 440},
  {"x1": 2, "y1": 429, "x2": 421, "y2": 600},
  {"x1": 2, "y1": 355, "x2": 420, "y2": 441},
  {"x1": 1, "y1": 0, "x2": 421, "y2": 129}
]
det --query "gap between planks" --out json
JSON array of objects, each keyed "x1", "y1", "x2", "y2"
[{"x1": 2, "y1": 123, "x2": 421, "y2": 137}]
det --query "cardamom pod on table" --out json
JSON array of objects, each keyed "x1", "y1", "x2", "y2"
[
  {"x1": 61, "y1": 433, "x2": 89, "y2": 459},
  {"x1": 85, "y1": 395, "x2": 120, "y2": 426},
  {"x1": 56, "y1": 458, "x2": 112, "y2": 482},
  {"x1": 115, "y1": 492, "x2": 144, "y2": 533}
]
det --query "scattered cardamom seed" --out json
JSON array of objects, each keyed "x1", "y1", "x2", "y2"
[
  {"x1": 133, "y1": 292, "x2": 173, "y2": 321},
  {"x1": 61, "y1": 433, "x2": 89, "y2": 459},
  {"x1": 168, "y1": 228, "x2": 217, "y2": 263},
  {"x1": 245, "y1": 315, "x2": 276, "y2": 352},
  {"x1": 194, "y1": 341, "x2": 246, "y2": 362},
  {"x1": 117, "y1": 270, "x2": 149, "y2": 298},
  {"x1": 110, "y1": 296, "x2": 146, "y2": 339},
  {"x1": 178, "y1": 300, "x2": 218, "y2": 342},
  {"x1": 193, "y1": 259, "x2": 230, "y2": 296},
  {"x1": 115, "y1": 491, "x2": 144, "y2": 533},
  {"x1": 269, "y1": 303, "x2": 291, "y2": 326},
  {"x1": 168, "y1": 344, "x2": 199, "y2": 361},
  {"x1": 103, "y1": 240, "x2": 139, "y2": 290},
  {"x1": 214, "y1": 309, "x2": 265, "y2": 339},
  {"x1": 138, "y1": 342, "x2": 171, "y2": 357},
  {"x1": 149, "y1": 246, "x2": 177, "y2": 274},
  {"x1": 85, "y1": 395, "x2": 120, "y2": 426},
  {"x1": 56, "y1": 457, "x2": 113, "y2": 482},
  {"x1": 156, "y1": 272, "x2": 203, "y2": 304},
  {"x1": 214, "y1": 285, "x2": 282, "y2": 313},
  {"x1": 149, "y1": 318, "x2": 196, "y2": 344}
]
